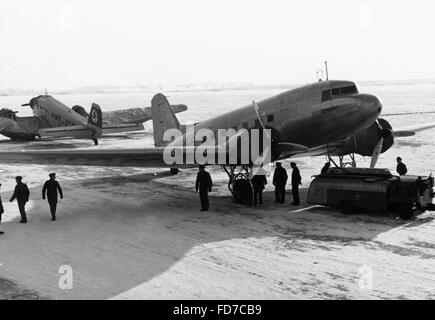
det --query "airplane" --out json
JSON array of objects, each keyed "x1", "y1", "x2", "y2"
[
  {"x1": 0, "y1": 80, "x2": 434, "y2": 201},
  {"x1": 0, "y1": 95, "x2": 188, "y2": 144}
]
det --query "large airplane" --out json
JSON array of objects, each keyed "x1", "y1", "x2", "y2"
[
  {"x1": 0, "y1": 80, "x2": 434, "y2": 199},
  {"x1": 0, "y1": 95, "x2": 187, "y2": 144}
]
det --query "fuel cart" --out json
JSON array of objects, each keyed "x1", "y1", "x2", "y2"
[{"x1": 307, "y1": 167, "x2": 435, "y2": 219}]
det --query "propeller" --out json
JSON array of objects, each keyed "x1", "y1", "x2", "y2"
[
  {"x1": 252, "y1": 101, "x2": 270, "y2": 139},
  {"x1": 370, "y1": 120, "x2": 393, "y2": 168}
]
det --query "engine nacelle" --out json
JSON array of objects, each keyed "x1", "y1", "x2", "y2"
[
  {"x1": 0, "y1": 108, "x2": 17, "y2": 120},
  {"x1": 331, "y1": 118, "x2": 394, "y2": 157},
  {"x1": 72, "y1": 105, "x2": 89, "y2": 118}
]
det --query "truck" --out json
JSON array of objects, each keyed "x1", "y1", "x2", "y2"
[{"x1": 307, "y1": 167, "x2": 435, "y2": 219}]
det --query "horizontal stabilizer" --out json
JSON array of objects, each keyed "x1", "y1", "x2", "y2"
[
  {"x1": 38, "y1": 126, "x2": 95, "y2": 139},
  {"x1": 102, "y1": 122, "x2": 144, "y2": 134}
]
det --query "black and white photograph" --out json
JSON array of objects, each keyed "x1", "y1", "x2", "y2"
[{"x1": 0, "y1": 0, "x2": 434, "y2": 305}]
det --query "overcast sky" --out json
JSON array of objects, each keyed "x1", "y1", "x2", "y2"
[{"x1": 0, "y1": 0, "x2": 434, "y2": 90}]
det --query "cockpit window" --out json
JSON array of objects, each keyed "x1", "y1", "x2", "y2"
[
  {"x1": 321, "y1": 85, "x2": 358, "y2": 101},
  {"x1": 340, "y1": 85, "x2": 358, "y2": 95}
]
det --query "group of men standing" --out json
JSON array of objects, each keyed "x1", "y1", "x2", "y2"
[
  {"x1": 0, "y1": 173, "x2": 63, "y2": 235},
  {"x1": 196, "y1": 162, "x2": 303, "y2": 211}
]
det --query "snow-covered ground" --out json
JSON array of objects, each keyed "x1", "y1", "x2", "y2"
[
  {"x1": 0, "y1": 163, "x2": 434, "y2": 300},
  {"x1": 0, "y1": 85, "x2": 434, "y2": 299}
]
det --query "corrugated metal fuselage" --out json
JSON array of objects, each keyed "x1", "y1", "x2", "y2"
[{"x1": 190, "y1": 80, "x2": 382, "y2": 149}]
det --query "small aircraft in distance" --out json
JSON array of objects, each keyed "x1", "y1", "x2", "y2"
[
  {"x1": 0, "y1": 95, "x2": 188, "y2": 144},
  {"x1": 0, "y1": 80, "x2": 434, "y2": 199}
]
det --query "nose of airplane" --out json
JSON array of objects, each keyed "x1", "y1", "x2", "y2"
[{"x1": 359, "y1": 93, "x2": 383, "y2": 118}]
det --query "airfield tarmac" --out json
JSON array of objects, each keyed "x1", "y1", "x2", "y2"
[
  {"x1": 0, "y1": 136, "x2": 434, "y2": 300},
  {"x1": 0, "y1": 84, "x2": 435, "y2": 299}
]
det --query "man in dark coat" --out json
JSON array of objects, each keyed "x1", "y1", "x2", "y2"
[
  {"x1": 396, "y1": 157, "x2": 408, "y2": 176},
  {"x1": 251, "y1": 169, "x2": 267, "y2": 207},
  {"x1": 321, "y1": 162, "x2": 331, "y2": 175},
  {"x1": 195, "y1": 165, "x2": 213, "y2": 211},
  {"x1": 42, "y1": 173, "x2": 64, "y2": 221},
  {"x1": 273, "y1": 162, "x2": 288, "y2": 203},
  {"x1": 10, "y1": 176, "x2": 30, "y2": 223},
  {"x1": 290, "y1": 162, "x2": 302, "y2": 206},
  {"x1": 0, "y1": 183, "x2": 4, "y2": 235}
]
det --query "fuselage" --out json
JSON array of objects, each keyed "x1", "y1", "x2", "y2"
[{"x1": 172, "y1": 80, "x2": 382, "y2": 154}]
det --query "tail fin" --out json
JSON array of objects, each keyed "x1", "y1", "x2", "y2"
[
  {"x1": 88, "y1": 103, "x2": 103, "y2": 136},
  {"x1": 151, "y1": 93, "x2": 181, "y2": 147}
]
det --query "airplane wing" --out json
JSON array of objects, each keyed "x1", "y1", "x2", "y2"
[
  {"x1": 393, "y1": 121, "x2": 435, "y2": 137},
  {"x1": 102, "y1": 105, "x2": 188, "y2": 124},
  {"x1": 0, "y1": 140, "x2": 309, "y2": 167},
  {"x1": 102, "y1": 122, "x2": 144, "y2": 135}
]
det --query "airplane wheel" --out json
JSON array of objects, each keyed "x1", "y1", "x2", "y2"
[
  {"x1": 233, "y1": 179, "x2": 253, "y2": 205},
  {"x1": 170, "y1": 168, "x2": 179, "y2": 175}
]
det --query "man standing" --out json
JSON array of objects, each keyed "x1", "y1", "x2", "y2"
[
  {"x1": 251, "y1": 169, "x2": 267, "y2": 207},
  {"x1": 396, "y1": 157, "x2": 408, "y2": 176},
  {"x1": 10, "y1": 176, "x2": 30, "y2": 223},
  {"x1": 195, "y1": 165, "x2": 212, "y2": 212},
  {"x1": 42, "y1": 173, "x2": 64, "y2": 221},
  {"x1": 0, "y1": 183, "x2": 4, "y2": 235},
  {"x1": 290, "y1": 162, "x2": 302, "y2": 206},
  {"x1": 321, "y1": 162, "x2": 331, "y2": 175},
  {"x1": 273, "y1": 162, "x2": 288, "y2": 204}
]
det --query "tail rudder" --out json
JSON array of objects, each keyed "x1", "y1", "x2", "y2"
[
  {"x1": 88, "y1": 103, "x2": 103, "y2": 136},
  {"x1": 151, "y1": 93, "x2": 181, "y2": 147}
]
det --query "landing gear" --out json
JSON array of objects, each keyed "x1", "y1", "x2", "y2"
[
  {"x1": 338, "y1": 153, "x2": 356, "y2": 168},
  {"x1": 222, "y1": 165, "x2": 253, "y2": 204},
  {"x1": 326, "y1": 151, "x2": 357, "y2": 168},
  {"x1": 91, "y1": 135, "x2": 99, "y2": 145}
]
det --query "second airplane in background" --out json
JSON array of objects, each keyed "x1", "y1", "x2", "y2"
[{"x1": 0, "y1": 95, "x2": 187, "y2": 144}]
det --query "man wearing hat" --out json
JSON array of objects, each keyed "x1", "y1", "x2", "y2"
[
  {"x1": 195, "y1": 165, "x2": 213, "y2": 211},
  {"x1": 321, "y1": 162, "x2": 331, "y2": 175},
  {"x1": 0, "y1": 183, "x2": 4, "y2": 234},
  {"x1": 396, "y1": 157, "x2": 408, "y2": 176},
  {"x1": 10, "y1": 176, "x2": 30, "y2": 223},
  {"x1": 42, "y1": 173, "x2": 64, "y2": 221},
  {"x1": 273, "y1": 162, "x2": 288, "y2": 203},
  {"x1": 290, "y1": 162, "x2": 302, "y2": 206}
]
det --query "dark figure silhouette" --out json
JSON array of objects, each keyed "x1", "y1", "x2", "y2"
[
  {"x1": 291, "y1": 162, "x2": 302, "y2": 206},
  {"x1": 251, "y1": 172, "x2": 267, "y2": 207},
  {"x1": 10, "y1": 176, "x2": 30, "y2": 223},
  {"x1": 273, "y1": 162, "x2": 288, "y2": 203},
  {"x1": 396, "y1": 157, "x2": 408, "y2": 176},
  {"x1": 42, "y1": 173, "x2": 63, "y2": 221},
  {"x1": 0, "y1": 183, "x2": 4, "y2": 235},
  {"x1": 321, "y1": 162, "x2": 331, "y2": 175},
  {"x1": 195, "y1": 166, "x2": 213, "y2": 211}
]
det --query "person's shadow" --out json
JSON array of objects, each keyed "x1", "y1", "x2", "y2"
[{"x1": 0, "y1": 172, "x2": 432, "y2": 299}]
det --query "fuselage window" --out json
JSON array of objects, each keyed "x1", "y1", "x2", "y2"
[
  {"x1": 267, "y1": 114, "x2": 274, "y2": 123},
  {"x1": 254, "y1": 119, "x2": 261, "y2": 128},
  {"x1": 321, "y1": 85, "x2": 358, "y2": 102},
  {"x1": 322, "y1": 91, "x2": 331, "y2": 102}
]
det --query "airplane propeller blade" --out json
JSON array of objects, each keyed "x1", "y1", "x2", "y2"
[
  {"x1": 370, "y1": 137, "x2": 384, "y2": 168},
  {"x1": 252, "y1": 101, "x2": 270, "y2": 139}
]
